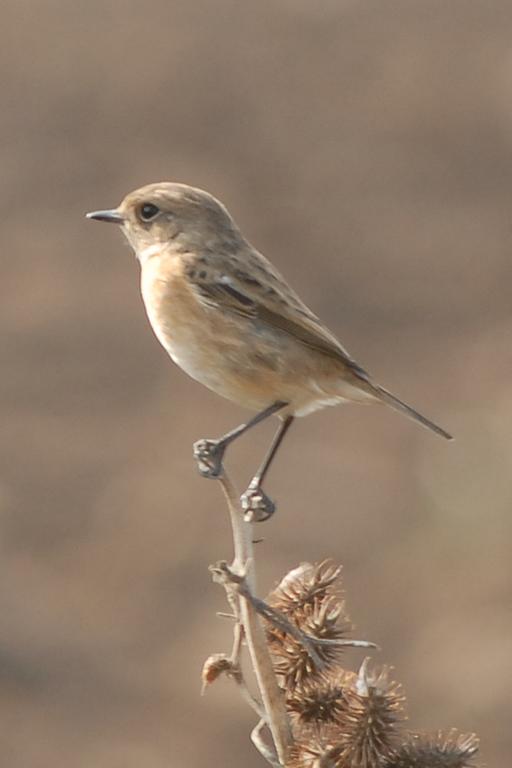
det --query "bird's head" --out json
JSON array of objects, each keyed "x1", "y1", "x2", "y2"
[{"x1": 87, "y1": 182, "x2": 244, "y2": 261}]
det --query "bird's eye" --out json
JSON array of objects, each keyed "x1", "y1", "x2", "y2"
[{"x1": 139, "y1": 202, "x2": 160, "y2": 221}]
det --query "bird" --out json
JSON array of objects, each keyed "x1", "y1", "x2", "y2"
[{"x1": 87, "y1": 182, "x2": 452, "y2": 521}]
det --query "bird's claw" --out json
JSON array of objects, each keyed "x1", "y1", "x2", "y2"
[
  {"x1": 241, "y1": 484, "x2": 276, "y2": 523},
  {"x1": 193, "y1": 439, "x2": 226, "y2": 478}
]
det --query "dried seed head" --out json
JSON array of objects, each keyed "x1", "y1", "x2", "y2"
[
  {"x1": 384, "y1": 730, "x2": 479, "y2": 768},
  {"x1": 200, "y1": 653, "x2": 239, "y2": 694},
  {"x1": 337, "y1": 659, "x2": 406, "y2": 767},
  {"x1": 289, "y1": 725, "x2": 346, "y2": 768},
  {"x1": 266, "y1": 562, "x2": 353, "y2": 690},
  {"x1": 301, "y1": 598, "x2": 352, "y2": 665},
  {"x1": 287, "y1": 673, "x2": 356, "y2": 728},
  {"x1": 270, "y1": 597, "x2": 352, "y2": 690},
  {"x1": 268, "y1": 561, "x2": 343, "y2": 615}
]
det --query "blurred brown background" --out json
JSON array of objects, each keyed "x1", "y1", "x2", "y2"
[{"x1": 1, "y1": 1, "x2": 511, "y2": 766}]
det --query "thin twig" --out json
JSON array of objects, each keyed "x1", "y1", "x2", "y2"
[
  {"x1": 234, "y1": 674, "x2": 267, "y2": 720},
  {"x1": 251, "y1": 719, "x2": 282, "y2": 768},
  {"x1": 246, "y1": 592, "x2": 377, "y2": 656},
  {"x1": 314, "y1": 638, "x2": 378, "y2": 650},
  {"x1": 212, "y1": 560, "x2": 378, "y2": 667},
  {"x1": 217, "y1": 472, "x2": 292, "y2": 765},
  {"x1": 229, "y1": 620, "x2": 244, "y2": 665}
]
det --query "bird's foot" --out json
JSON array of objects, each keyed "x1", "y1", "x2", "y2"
[
  {"x1": 241, "y1": 482, "x2": 276, "y2": 523},
  {"x1": 193, "y1": 439, "x2": 226, "y2": 478}
]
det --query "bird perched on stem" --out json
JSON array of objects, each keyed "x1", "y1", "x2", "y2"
[{"x1": 87, "y1": 182, "x2": 451, "y2": 521}]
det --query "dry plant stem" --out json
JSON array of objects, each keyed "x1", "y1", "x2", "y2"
[
  {"x1": 229, "y1": 618, "x2": 244, "y2": 664},
  {"x1": 235, "y1": 675, "x2": 267, "y2": 720},
  {"x1": 213, "y1": 561, "x2": 377, "y2": 664},
  {"x1": 251, "y1": 719, "x2": 281, "y2": 768},
  {"x1": 247, "y1": 592, "x2": 378, "y2": 658},
  {"x1": 218, "y1": 472, "x2": 292, "y2": 765},
  {"x1": 228, "y1": 619, "x2": 268, "y2": 717}
]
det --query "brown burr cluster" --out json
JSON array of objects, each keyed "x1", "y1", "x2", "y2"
[{"x1": 265, "y1": 562, "x2": 478, "y2": 768}]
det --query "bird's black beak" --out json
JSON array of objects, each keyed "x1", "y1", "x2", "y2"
[{"x1": 86, "y1": 209, "x2": 124, "y2": 224}]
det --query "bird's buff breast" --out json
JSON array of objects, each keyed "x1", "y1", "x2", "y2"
[
  {"x1": 140, "y1": 259, "x2": 224, "y2": 386},
  {"x1": 139, "y1": 256, "x2": 285, "y2": 408},
  {"x1": 139, "y1": 255, "x2": 352, "y2": 415}
]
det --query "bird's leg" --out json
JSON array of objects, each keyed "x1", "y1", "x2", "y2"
[
  {"x1": 241, "y1": 416, "x2": 294, "y2": 522},
  {"x1": 193, "y1": 401, "x2": 288, "y2": 479}
]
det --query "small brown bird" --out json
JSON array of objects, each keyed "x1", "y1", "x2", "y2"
[{"x1": 87, "y1": 182, "x2": 451, "y2": 521}]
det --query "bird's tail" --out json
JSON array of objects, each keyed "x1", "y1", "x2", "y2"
[{"x1": 373, "y1": 384, "x2": 453, "y2": 440}]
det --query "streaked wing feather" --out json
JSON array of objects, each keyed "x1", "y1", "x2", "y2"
[
  {"x1": 188, "y1": 258, "x2": 452, "y2": 439},
  {"x1": 191, "y1": 265, "x2": 369, "y2": 379}
]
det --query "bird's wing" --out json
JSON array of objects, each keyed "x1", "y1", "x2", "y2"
[
  {"x1": 188, "y1": 252, "x2": 369, "y2": 379},
  {"x1": 186, "y1": 253, "x2": 453, "y2": 440}
]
